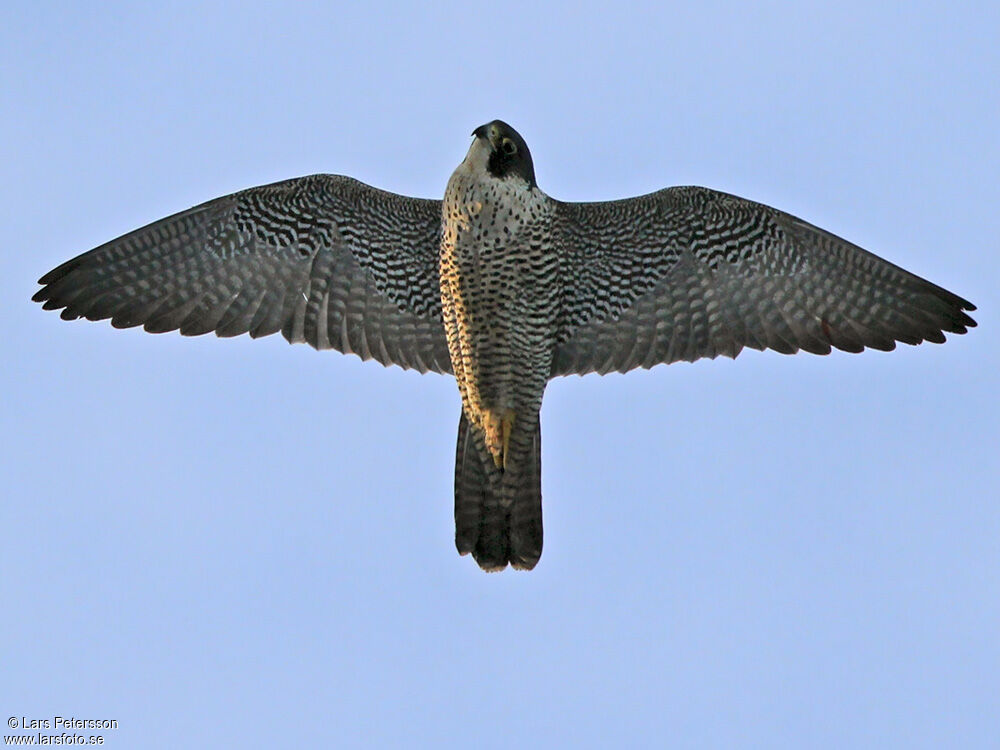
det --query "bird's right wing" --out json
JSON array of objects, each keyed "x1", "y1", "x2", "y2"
[
  {"x1": 551, "y1": 186, "x2": 975, "y2": 376},
  {"x1": 34, "y1": 174, "x2": 453, "y2": 373}
]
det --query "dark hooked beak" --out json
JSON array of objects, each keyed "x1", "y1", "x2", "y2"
[{"x1": 472, "y1": 122, "x2": 500, "y2": 146}]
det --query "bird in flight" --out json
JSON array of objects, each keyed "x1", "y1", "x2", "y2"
[{"x1": 34, "y1": 120, "x2": 976, "y2": 572}]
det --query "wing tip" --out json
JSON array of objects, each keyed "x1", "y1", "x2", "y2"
[{"x1": 37, "y1": 259, "x2": 80, "y2": 287}]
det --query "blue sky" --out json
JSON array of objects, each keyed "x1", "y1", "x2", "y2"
[{"x1": 2, "y1": 2, "x2": 997, "y2": 747}]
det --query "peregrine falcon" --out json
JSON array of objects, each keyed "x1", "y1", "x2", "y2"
[{"x1": 33, "y1": 120, "x2": 976, "y2": 572}]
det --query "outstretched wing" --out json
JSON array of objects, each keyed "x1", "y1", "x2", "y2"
[
  {"x1": 34, "y1": 174, "x2": 452, "y2": 373},
  {"x1": 551, "y1": 187, "x2": 975, "y2": 376}
]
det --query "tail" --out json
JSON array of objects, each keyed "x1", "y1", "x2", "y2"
[{"x1": 454, "y1": 410, "x2": 543, "y2": 571}]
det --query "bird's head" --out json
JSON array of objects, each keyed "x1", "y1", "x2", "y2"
[{"x1": 468, "y1": 120, "x2": 536, "y2": 188}]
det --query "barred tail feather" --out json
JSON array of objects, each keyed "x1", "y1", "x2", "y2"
[
  {"x1": 454, "y1": 411, "x2": 543, "y2": 571},
  {"x1": 507, "y1": 416, "x2": 543, "y2": 570}
]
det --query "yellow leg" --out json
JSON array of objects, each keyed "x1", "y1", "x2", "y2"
[
  {"x1": 483, "y1": 408, "x2": 516, "y2": 470},
  {"x1": 501, "y1": 411, "x2": 515, "y2": 471}
]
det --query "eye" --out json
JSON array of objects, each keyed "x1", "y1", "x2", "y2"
[{"x1": 501, "y1": 137, "x2": 517, "y2": 156}]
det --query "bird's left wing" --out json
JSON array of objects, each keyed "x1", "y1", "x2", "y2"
[
  {"x1": 551, "y1": 186, "x2": 975, "y2": 376},
  {"x1": 34, "y1": 174, "x2": 453, "y2": 373}
]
